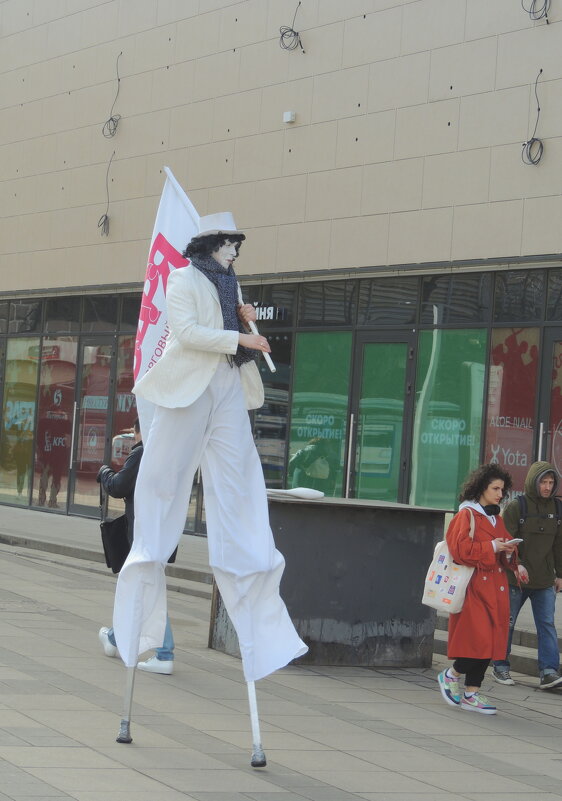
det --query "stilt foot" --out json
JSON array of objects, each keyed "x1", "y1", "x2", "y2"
[
  {"x1": 116, "y1": 719, "x2": 132, "y2": 744},
  {"x1": 251, "y1": 748, "x2": 266, "y2": 768}
]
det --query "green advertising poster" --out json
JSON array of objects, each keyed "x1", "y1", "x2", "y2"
[
  {"x1": 409, "y1": 329, "x2": 488, "y2": 509},
  {"x1": 288, "y1": 332, "x2": 352, "y2": 497}
]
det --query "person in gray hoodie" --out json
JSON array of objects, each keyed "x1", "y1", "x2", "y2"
[{"x1": 492, "y1": 461, "x2": 562, "y2": 689}]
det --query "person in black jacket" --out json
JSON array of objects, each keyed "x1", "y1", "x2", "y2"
[{"x1": 96, "y1": 419, "x2": 175, "y2": 674}]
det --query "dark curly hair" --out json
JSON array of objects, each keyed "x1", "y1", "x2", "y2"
[
  {"x1": 182, "y1": 232, "x2": 246, "y2": 260},
  {"x1": 459, "y1": 463, "x2": 513, "y2": 503}
]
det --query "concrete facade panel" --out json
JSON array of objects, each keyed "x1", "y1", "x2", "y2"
[
  {"x1": 306, "y1": 167, "x2": 363, "y2": 222},
  {"x1": 452, "y1": 200, "x2": 524, "y2": 261},
  {"x1": 336, "y1": 111, "x2": 396, "y2": 169},
  {"x1": 423, "y1": 148, "x2": 491, "y2": 209},
  {"x1": 329, "y1": 213, "x2": 389, "y2": 269},
  {"x1": 388, "y1": 206, "x2": 454, "y2": 265},
  {"x1": 362, "y1": 158, "x2": 424, "y2": 215},
  {"x1": 368, "y1": 51, "x2": 430, "y2": 113},
  {"x1": 342, "y1": 8, "x2": 402, "y2": 69}
]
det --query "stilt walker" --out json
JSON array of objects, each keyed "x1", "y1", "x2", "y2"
[{"x1": 111, "y1": 172, "x2": 307, "y2": 763}]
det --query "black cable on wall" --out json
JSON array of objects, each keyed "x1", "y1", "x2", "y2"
[
  {"x1": 102, "y1": 51, "x2": 122, "y2": 138},
  {"x1": 98, "y1": 150, "x2": 115, "y2": 236},
  {"x1": 521, "y1": 0, "x2": 550, "y2": 23},
  {"x1": 280, "y1": 1, "x2": 305, "y2": 53},
  {"x1": 522, "y1": 69, "x2": 544, "y2": 165}
]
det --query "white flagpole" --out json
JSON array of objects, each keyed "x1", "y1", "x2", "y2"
[{"x1": 247, "y1": 681, "x2": 266, "y2": 767}]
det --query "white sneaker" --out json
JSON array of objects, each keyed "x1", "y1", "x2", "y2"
[
  {"x1": 98, "y1": 627, "x2": 117, "y2": 657},
  {"x1": 137, "y1": 656, "x2": 174, "y2": 675}
]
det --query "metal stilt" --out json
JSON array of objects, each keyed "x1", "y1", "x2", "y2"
[
  {"x1": 116, "y1": 665, "x2": 136, "y2": 743},
  {"x1": 247, "y1": 680, "x2": 266, "y2": 767}
]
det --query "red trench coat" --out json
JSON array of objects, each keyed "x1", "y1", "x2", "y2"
[{"x1": 446, "y1": 507, "x2": 518, "y2": 661}]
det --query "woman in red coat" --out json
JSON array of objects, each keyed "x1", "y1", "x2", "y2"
[{"x1": 437, "y1": 464, "x2": 520, "y2": 715}]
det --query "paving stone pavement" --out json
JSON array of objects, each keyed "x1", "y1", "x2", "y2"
[{"x1": 1, "y1": 508, "x2": 562, "y2": 799}]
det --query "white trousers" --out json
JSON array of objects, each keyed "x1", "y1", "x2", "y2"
[{"x1": 113, "y1": 361, "x2": 307, "y2": 680}]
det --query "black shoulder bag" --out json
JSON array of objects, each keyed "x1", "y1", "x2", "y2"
[{"x1": 99, "y1": 486, "x2": 131, "y2": 574}]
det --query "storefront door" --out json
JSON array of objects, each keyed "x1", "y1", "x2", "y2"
[
  {"x1": 538, "y1": 328, "x2": 562, "y2": 474},
  {"x1": 68, "y1": 336, "x2": 117, "y2": 515},
  {"x1": 348, "y1": 332, "x2": 416, "y2": 502}
]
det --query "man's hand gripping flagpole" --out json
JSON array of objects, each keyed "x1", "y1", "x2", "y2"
[{"x1": 237, "y1": 285, "x2": 276, "y2": 373}]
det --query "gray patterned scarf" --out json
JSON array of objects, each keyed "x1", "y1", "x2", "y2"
[{"x1": 190, "y1": 254, "x2": 256, "y2": 367}]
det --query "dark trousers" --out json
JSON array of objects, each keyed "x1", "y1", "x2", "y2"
[{"x1": 453, "y1": 657, "x2": 490, "y2": 688}]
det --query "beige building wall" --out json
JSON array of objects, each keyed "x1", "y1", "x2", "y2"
[{"x1": 1, "y1": 0, "x2": 562, "y2": 295}]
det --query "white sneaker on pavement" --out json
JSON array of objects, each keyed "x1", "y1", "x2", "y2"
[
  {"x1": 98, "y1": 626, "x2": 118, "y2": 657},
  {"x1": 137, "y1": 655, "x2": 174, "y2": 675}
]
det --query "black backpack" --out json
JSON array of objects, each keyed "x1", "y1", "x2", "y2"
[{"x1": 517, "y1": 495, "x2": 562, "y2": 530}]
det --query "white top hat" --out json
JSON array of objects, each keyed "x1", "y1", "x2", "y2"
[{"x1": 193, "y1": 212, "x2": 243, "y2": 238}]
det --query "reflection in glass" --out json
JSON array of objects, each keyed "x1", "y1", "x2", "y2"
[
  {"x1": 546, "y1": 269, "x2": 562, "y2": 321},
  {"x1": 45, "y1": 298, "x2": 81, "y2": 333},
  {"x1": 108, "y1": 336, "x2": 137, "y2": 517},
  {"x1": 355, "y1": 343, "x2": 407, "y2": 502},
  {"x1": 254, "y1": 334, "x2": 292, "y2": 488},
  {"x1": 9, "y1": 300, "x2": 42, "y2": 333},
  {"x1": 0, "y1": 302, "x2": 8, "y2": 334},
  {"x1": 409, "y1": 329, "x2": 488, "y2": 509},
  {"x1": 120, "y1": 295, "x2": 142, "y2": 332},
  {"x1": 298, "y1": 281, "x2": 356, "y2": 327},
  {"x1": 494, "y1": 270, "x2": 544, "y2": 322},
  {"x1": 72, "y1": 343, "x2": 112, "y2": 510},
  {"x1": 83, "y1": 296, "x2": 118, "y2": 332},
  {"x1": 483, "y1": 329, "x2": 539, "y2": 497},
  {"x1": 546, "y1": 340, "x2": 562, "y2": 479},
  {"x1": 33, "y1": 338, "x2": 78, "y2": 510},
  {"x1": 421, "y1": 274, "x2": 491, "y2": 324},
  {"x1": 260, "y1": 284, "x2": 297, "y2": 326},
  {"x1": 288, "y1": 332, "x2": 352, "y2": 497},
  {"x1": 358, "y1": 277, "x2": 418, "y2": 326},
  {"x1": 0, "y1": 338, "x2": 40, "y2": 504}
]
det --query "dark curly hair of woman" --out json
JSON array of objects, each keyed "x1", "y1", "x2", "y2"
[
  {"x1": 182, "y1": 232, "x2": 246, "y2": 260},
  {"x1": 459, "y1": 463, "x2": 512, "y2": 503}
]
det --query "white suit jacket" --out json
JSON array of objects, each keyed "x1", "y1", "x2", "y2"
[{"x1": 133, "y1": 265, "x2": 264, "y2": 410}]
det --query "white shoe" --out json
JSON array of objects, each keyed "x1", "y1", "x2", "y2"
[
  {"x1": 98, "y1": 627, "x2": 117, "y2": 657},
  {"x1": 137, "y1": 656, "x2": 174, "y2": 675}
]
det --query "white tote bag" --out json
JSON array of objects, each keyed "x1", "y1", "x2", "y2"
[{"x1": 421, "y1": 509, "x2": 475, "y2": 615}]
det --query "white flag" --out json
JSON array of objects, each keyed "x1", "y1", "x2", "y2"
[{"x1": 133, "y1": 168, "x2": 199, "y2": 434}]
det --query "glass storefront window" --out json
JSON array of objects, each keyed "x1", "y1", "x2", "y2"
[
  {"x1": 45, "y1": 297, "x2": 81, "y2": 334},
  {"x1": 254, "y1": 333, "x2": 292, "y2": 489},
  {"x1": 421, "y1": 274, "x2": 491, "y2": 325},
  {"x1": 0, "y1": 302, "x2": 8, "y2": 334},
  {"x1": 288, "y1": 332, "x2": 352, "y2": 496},
  {"x1": 107, "y1": 335, "x2": 137, "y2": 517},
  {"x1": 72, "y1": 341, "x2": 113, "y2": 511},
  {"x1": 9, "y1": 300, "x2": 42, "y2": 333},
  {"x1": 355, "y1": 341, "x2": 409, "y2": 502},
  {"x1": 83, "y1": 296, "x2": 118, "y2": 332},
  {"x1": 120, "y1": 295, "x2": 141, "y2": 332},
  {"x1": 0, "y1": 338, "x2": 40, "y2": 504},
  {"x1": 298, "y1": 281, "x2": 356, "y2": 327},
  {"x1": 357, "y1": 277, "x2": 419, "y2": 326},
  {"x1": 32, "y1": 337, "x2": 78, "y2": 510},
  {"x1": 482, "y1": 328, "x2": 539, "y2": 496},
  {"x1": 546, "y1": 269, "x2": 562, "y2": 321},
  {"x1": 261, "y1": 284, "x2": 297, "y2": 326},
  {"x1": 494, "y1": 269, "x2": 544, "y2": 323},
  {"x1": 409, "y1": 329, "x2": 488, "y2": 509}
]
